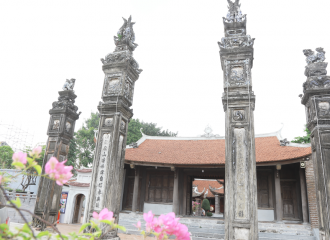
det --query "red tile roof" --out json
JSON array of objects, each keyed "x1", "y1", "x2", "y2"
[
  {"x1": 125, "y1": 136, "x2": 311, "y2": 165},
  {"x1": 193, "y1": 180, "x2": 224, "y2": 198}
]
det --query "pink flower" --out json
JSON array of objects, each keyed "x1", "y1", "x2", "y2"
[
  {"x1": 29, "y1": 146, "x2": 42, "y2": 158},
  {"x1": 0, "y1": 176, "x2": 3, "y2": 185},
  {"x1": 133, "y1": 221, "x2": 141, "y2": 230},
  {"x1": 93, "y1": 208, "x2": 114, "y2": 221},
  {"x1": 143, "y1": 210, "x2": 154, "y2": 223},
  {"x1": 12, "y1": 152, "x2": 27, "y2": 165},
  {"x1": 45, "y1": 157, "x2": 73, "y2": 186}
]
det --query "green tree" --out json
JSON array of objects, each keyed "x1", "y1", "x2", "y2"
[
  {"x1": 67, "y1": 113, "x2": 177, "y2": 167},
  {"x1": 0, "y1": 145, "x2": 14, "y2": 169},
  {"x1": 201, "y1": 198, "x2": 210, "y2": 211},
  {"x1": 126, "y1": 119, "x2": 177, "y2": 145},
  {"x1": 73, "y1": 112, "x2": 100, "y2": 168},
  {"x1": 292, "y1": 126, "x2": 311, "y2": 144}
]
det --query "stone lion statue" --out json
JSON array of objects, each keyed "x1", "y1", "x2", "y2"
[{"x1": 62, "y1": 78, "x2": 76, "y2": 91}]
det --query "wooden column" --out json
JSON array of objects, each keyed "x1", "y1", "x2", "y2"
[
  {"x1": 215, "y1": 194, "x2": 220, "y2": 214},
  {"x1": 139, "y1": 167, "x2": 147, "y2": 212},
  {"x1": 132, "y1": 166, "x2": 140, "y2": 213},
  {"x1": 299, "y1": 168, "x2": 309, "y2": 224},
  {"x1": 172, "y1": 169, "x2": 180, "y2": 214},
  {"x1": 274, "y1": 168, "x2": 283, "y2": 222}
]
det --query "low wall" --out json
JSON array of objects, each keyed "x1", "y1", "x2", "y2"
[
  {"x1": 143, "y1": 203, "x2": 173, "y2": 215},
  {"x1": 258, "y1": 209, "x2": 274, "y2": 221},
  {"x1": 6, "y1": 192, "x2": 37, "y2": 223}
]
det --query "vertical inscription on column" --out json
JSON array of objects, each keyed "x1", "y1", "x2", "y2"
[
  {"x1": 234, "y1": 128, "x2": 248, "y2": 220},
  {"x1": 94, "y1": 133, "x2": 111, "y2": 210}
]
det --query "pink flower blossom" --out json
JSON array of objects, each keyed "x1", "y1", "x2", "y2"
[
  {"x1": 12, "y1": 152, "x2": 27, "y2": 166},
  {"x1": 133, "y1": 221, "x2": 141, "y2": 230},
  {"x1": 93, "y1": 208, "x2": 114, "y2": 221},
  {"x1": 29, "y1": 146, "x2": 42, "y2": 158},
  {"x1": 0, "y1": 176, "x2": 3, "y2": 185},
  {"x1": 45, "y1": 157, "x2": 73, "y2": 186},
  {"x1": 143, "y1": 210, "x2": 154, "y2": 232}
]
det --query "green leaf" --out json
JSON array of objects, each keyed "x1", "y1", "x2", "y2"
[
  {"x1": 8, "y1": 197, "x2": 22, "y2": 208},
  {"x1": 27, "y1": 158, "x2": 34, "y2": 165},
  {"x1": 115, "y1": 224, "x2": 126, "y2": 232},
  {"x1": 79, "y1": 223, "x2": 91, "y2": 233},
  {"x1": 37, "y1": 231, "x2": 50, "y2": 238},
  {"x1": 34, "y1": 165, "x2": 42, "y2": 175},
  {"x1": 12, "y1": 162, "x2": 25, "y2": 169},
  {"x1": 99, "y1": 220, "x2": 114, "y2": 226}
]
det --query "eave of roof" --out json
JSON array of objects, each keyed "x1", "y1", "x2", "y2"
[{"x1": 125, "y1": 126, "x2": 311, "y2": 166}]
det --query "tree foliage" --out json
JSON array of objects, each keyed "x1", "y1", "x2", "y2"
[
  {"x1": 0, "y1": 145, "x2": 14, "y2": 169},
  {"x1": 67, "y1": 113, "x2": 177, "y2": 168},
  {"x1": 202, "y1": 198, "x2": 210, "y2": 211},
  {"x1": 126, "y1": 119, "x2": 177, "y2": 145},
  {"x1": 291, "y1": 126, "x2": 311, "y2": 144}
]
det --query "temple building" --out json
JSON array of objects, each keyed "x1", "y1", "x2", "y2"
[{"x1": 121, "y1": 126, "x2": 315, "y2": 224}]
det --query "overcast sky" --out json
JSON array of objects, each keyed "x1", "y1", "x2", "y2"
[{"x1": 1, "y1": 0, "x2": 329, "y2": 147}]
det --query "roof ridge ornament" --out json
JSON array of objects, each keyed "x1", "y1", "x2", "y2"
[{"x1": 200, "y1": 125, "x2": 220, "y2": 138}]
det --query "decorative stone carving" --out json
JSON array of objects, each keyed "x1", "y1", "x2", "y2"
[
  {"x1": 224, "y1": 59, "x2": 250, "y2": 86},
  {"x1": 52, "y1": 92, "x2": 79, "y2": 113},
  {"x1": 101, "y1": 50, "x2": 132, "y2": 65},
  {"x1": 280, "y1": 138, "x2": 290, "y2": 146},
  {"x1": 65, "y1": 122, "x2": 71, "y2": 133},
  {"x1": 114, "y1": 16, "x2": 138, "y2": 51},
  {"x1": 120, "y1": 120, "x2": 126, "y2": 130},
  {"x1": 52, "y1": 120, "x2": 60, "y2": 130},
  {"x1": 62, "y1": 78, "x2": 76, "y2": 91},
  {"x1": 233, "y1": 110, "x2": 245, "y2": 121},
  {"x1": 218, "y1": 36, "x2": 254, "y2": 49},
  {"x1": 303, "y1": 48, "x2": 326, "y2": 65},
  {"x1": 318, "y1": 102, "x2": 330, "y2": 116},
  {"x1": 124, "y1": 76, "x2": 134, "y2": 103},
  {"x1": 304, "y1": 76, "x2": 330, "y2": 90},
  {"x1": 129, "y1": 142, "x2": 138, "y2": 148},
  {"x1": 200, "y1": 126, "x2": 220, "y2": 138},
  {"x1": 224, "y1": 0, "x2": 245, "y2": 23},
  {"x1": 104, "y1": 118, "x2": 113, "y2": 127}
]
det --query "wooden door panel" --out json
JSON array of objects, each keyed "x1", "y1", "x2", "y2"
[
  {"x1": 124, "y1": 178, "x2": 135, "y2": 209},
  {"x1": 281, "y1": 182, "x2": 297, "y2": 219},
  {"x1": 257, "y1": 172, "x2": 270, "y2": 208}
]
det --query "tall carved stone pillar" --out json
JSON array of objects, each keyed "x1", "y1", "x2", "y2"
[
  {"x1": 219, "y1": 1, "x2": 258, "y2": 239},
  {"x1": 215, "y1": 194, "x2": 220, "y2": 214},
  {"x1": 301, "y1": 47, "x2": 330, "y2": 239},
  {"x1": 33, "y1": 83, "x2": 80, "y2": 229},
  {"x1": 85, "y1": 16, "x2": 142, "y2": 240}
]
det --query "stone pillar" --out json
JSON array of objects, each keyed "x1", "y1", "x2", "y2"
[
  {"x1": 32, "y1": 87, "x2": 80, "y2": 229},
  {"x1": 305, "y1": 159, "x2": 319, "y2": 229},
  {"x1": 195, "y1": 198, "x2": 201, "y2": 216},
  {"x1": 301, "y1": 48, "x2": 330, "y2": 239},
  {"x1": 172, "y1": 169, "x2": 180, "y2": 215},
  {"x1": 274, "y1": 168, "x2": 283, "y2": 222},
  {"x1": 219, "y1": 2, "x2": 258, "y2": 239},
  {"x1": 299, "y1": 168, "x2": 309, "y2": 224},
  {"x1": 132, "y1": 166, "x2": 140, "y2": 213},
  {"x1": 215, "y1": 194, "x2": 220, "y2": 214},
  {"x1": 85, "y1": 16, "x2": 142, "y2": 240}
]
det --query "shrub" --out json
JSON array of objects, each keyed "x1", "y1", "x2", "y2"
[
  {"x1": 202, "y1": 198, "x2": 210, "y2": 211},
  {"x1": 206, "y1": 212, "x2": 213, "y2": 217}
]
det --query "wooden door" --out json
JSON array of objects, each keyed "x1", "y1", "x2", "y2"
[
  {"x1": 257, "y1": 173, "x2": 269, "y2": 208},
  {"x1": 281, "y1": 181, "x2": 298, "y2": 219},
  {"x1": 124, "y1": 178, "x2": 135, "y2": 209},
  {"x1": 147, "y1": 173, "x2": 174, "y2": 203},
  {"x1": 73, "y1": 195, "x2": 82, "y2": 223}
]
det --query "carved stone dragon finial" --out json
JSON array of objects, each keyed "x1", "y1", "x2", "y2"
[
  {"x1": 114, "y1": 15, "x2": 138, "y2": 51},
  {"x1": 225, "y1": 0, "x2": 244, "y2": 23},
  {"x1": 280, "y1": 138, "x2": 290, "y2": 146},
  {"x1": 303, "y1": 47, "x2": 326, "y2": 65},
  {"x1": 62, "y1": 78, "x2": 76, "y2": 91}
]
